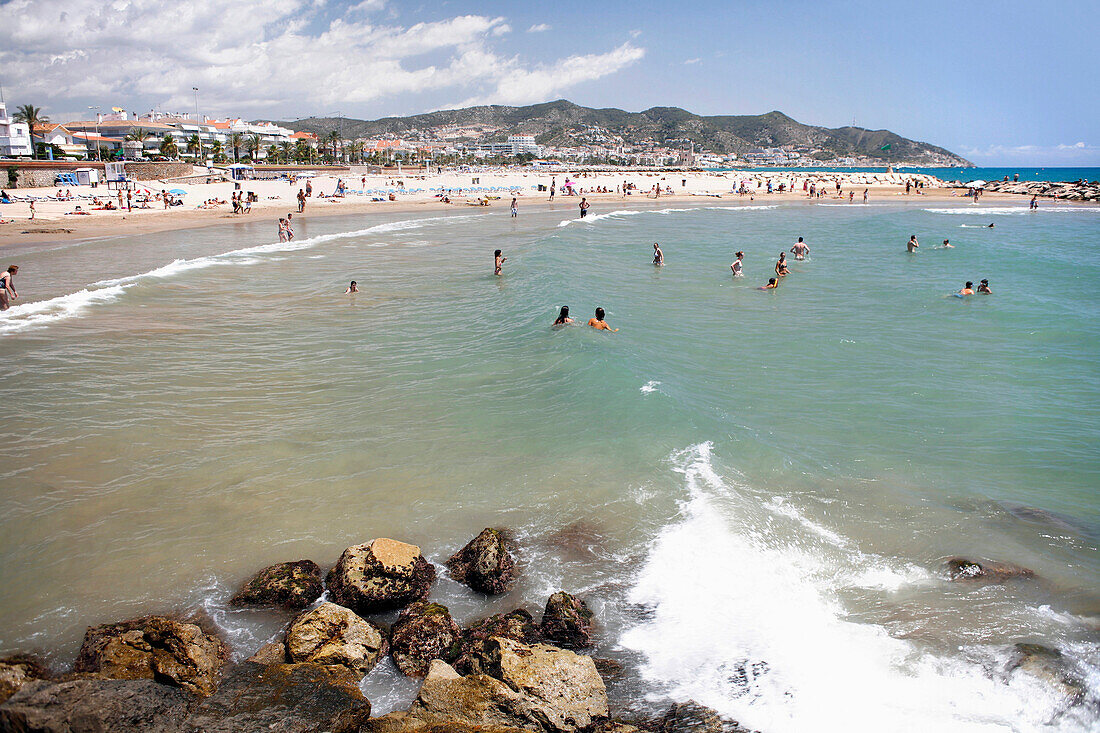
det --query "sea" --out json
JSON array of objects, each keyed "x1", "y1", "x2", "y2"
[
  {"x1": 1, "y1": 195, "x2": 1098, "y2": 732},
  {"x1": 709, "y1": 166, "x2": 1100, "y2": 184}
]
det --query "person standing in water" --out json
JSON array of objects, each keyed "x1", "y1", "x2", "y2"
[
  {"x1": 775, "y1": 252, "x2": 790, "y2": 276},
  {"x1": 791, "y1": 237, "x2": 810, "y2": 260},
  {"x1": 907, "y1": 235, "x2": 919, "y2": 252},
  {"x1": 1030, "y1": 195, "x2": 1038, "y2": 210},
  {"x1": 549, "y1": 179, "x2": 556, "y2": 201},
  {"x1": 553, "y1": 306, "x2": 573, "y2": 326},
  {"x1": 652, "y1": 242, "x2": 664, "y2": 266},
  {"x1": 977, "y1": 279, "x2": 992, "y2": 294},
  {"x1": 0, "y1": 265, "x2": 18, "y2": 310},
  {"x1": 863, "y1": 188, "x2": 868, "y2": 203},
  {"x1": 297, "y1": 189, "x2": 306, "y2": 213},
  {"x1": 494, "y1": 249, "x2": 507, "y2": 276},
  {"x1": 958, "y1": 281, "x2": 975, "y2": 296},
  {"x1": 588, "y1": 307, "x2": 618, "y2": 331},
  {"x1": 278, "y1": 218, "x2": 288, "y2": 242},
  {"x1": 344, "y1": 281, "x2": 359, "y2": 294},
  {"x1": 731, "y1": 251, "x2": 744, "y2": 276},
  {"x1": 579, "y1": 198, "x2": 590, "y2": 218},
  {"x1": 510, "y1": 197, "x2": 517, "y2": 217}
]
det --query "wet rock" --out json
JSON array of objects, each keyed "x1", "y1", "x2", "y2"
[
  {"x1": 327, "y1": 538, "x2": 436, "y2": 614},
  {"x1": 659, "y1": 701, "x2": 750, "y2": 733},
  {"x1": 540, "y1": 591, "x2": 595, "y2": 649},
  {"x1": 446, "y1": 528, "x2": 517, "y2": 595},
  {"x1": 285, "y1": 601, "x2": 387, "y2": 676},
  {"x1": 485, "y1": 637, "x2": 609, "y2": 732},
  {"x1": 592, "y1": 657, "x2": 625, "y2": 683},
  {"x1": 1008, "y1": 643, "x2": 1087, "y2": 704},
  {"x1": 409, "y1": 660, "x2": 536, "y2": 731},
  {"x1": 246, "y1": 642, "x2": 287, "y2": 665},
  {"x1": 453, "y1": 608, "x2": 543, "y2": 675},
  {"x1": 0, "y1": 654, "x2": 50, "y2": 704},
  {"x1": 185, "y1": 660, "x2": 372, "y2": 733},
  {"x1": 73, "y1": 615, "x2": 229, "y2": 695},
  {"x1": 230, "y1": 560, "x2": 324, "y2": 609},
  {"x1": 391, "y1": 601, "x2": 462, "y2": 677},
  {"x1": 0, "y1": 678, "x2": 192, "y2": 733},
  {"x1": 945, "y1": 557, "x2": 1035, "y2": 583}
]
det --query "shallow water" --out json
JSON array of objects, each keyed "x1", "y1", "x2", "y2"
[{"x1": 1, "y1": 198, "x2": 1098, "y2": 731}]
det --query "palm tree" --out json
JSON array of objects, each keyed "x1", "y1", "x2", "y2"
[
  {"x1": 326, "y1": 130, "x2": 340, "y2": 162},
  {"x1": 266, "y1": 144, "x2": 278, "y2": 163},
  {"x1": 160, "y1": 134, "x2": 178, "y2": 158},
  {"x1": 186, "y1": 134, "x2": 201, "y2": 158},
  {"x1": 279, "y1": 140, "x2": 292, "y2": 164},
  {"x1": 210, "y1": 140, "x2": 225, "y2": 163},
  {"x1": 295, "y1": 139, "x2": 311, "y2": 163},
  {"x1": 14, "y1": 104, "x2": 50, "y2": 159},
  {"x1": 229, "y1": 132, "x2": 244, "y2": 162},
  {"x1": 247, "y1": 133, "x2": 262, "y2": 161},
  {"x1": 126, "y1": 127, "x2": 153, "y2": 158}
]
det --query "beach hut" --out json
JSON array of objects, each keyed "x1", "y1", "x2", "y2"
[
  {"x1": 227, "y1": 163, "x2": 254, "y2": 181},
  {"x1": 73, "y1": 168, "x2": 100, "y2": 186}
]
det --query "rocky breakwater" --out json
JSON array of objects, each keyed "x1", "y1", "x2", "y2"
[{"x1": 978, "y1": 178, "x2": 1100, "y2": 201}]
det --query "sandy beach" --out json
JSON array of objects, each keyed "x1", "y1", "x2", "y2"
[{"x1": 0, "y1": 169, "x2": 1040, "y2": 247}]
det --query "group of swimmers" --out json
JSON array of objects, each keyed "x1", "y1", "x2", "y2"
[
  {"x1": 905, "y1": 234, "x2": 996, "y2": 296},
  {"x1": 552, "y1": 305, "x2": 618, "y2": 331}
]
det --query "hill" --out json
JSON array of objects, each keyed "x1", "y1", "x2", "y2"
[{"x1": 272, "y1": 100, "x2": 970, "y2": 165}]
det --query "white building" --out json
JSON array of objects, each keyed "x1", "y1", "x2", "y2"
[
  {"x1": 0, "y1": 102, "x2": 33, "y2": 157},
  {"x1": 507, "y1": 134, "x2": 541, "y2": 156}
]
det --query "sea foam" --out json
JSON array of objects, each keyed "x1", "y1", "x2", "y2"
[{"x1": 619, "y1": 442, "x2": 1091, "y2": 733}]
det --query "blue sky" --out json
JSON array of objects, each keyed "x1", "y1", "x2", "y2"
[{"x1": 2, "y1": 0, "x2": 1097, "y2": 164}]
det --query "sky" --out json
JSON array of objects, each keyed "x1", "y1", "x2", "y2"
[{"x1": 1, "y1": 0, "x2": 1097, "y2": 165}]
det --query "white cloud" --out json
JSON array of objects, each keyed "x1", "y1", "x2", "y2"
[
  {"x1": 629, "y1": 29, "x2": 643, "y2": 38},
  {"x1": 528, "y1": 23, "x2": 552, "y2": 33},
  {"x1": 454, "y1": 43, "x2": 646, "y2": 108},
  {"x1": 0, "y1": 0, "x2": 644, "y2": 120},
  {"x1": 684, "y1": 58, "x2": 701, "y2": 65},
  {"x1": 960, "y1": 142, "x2": 1100, "y2": 165}
]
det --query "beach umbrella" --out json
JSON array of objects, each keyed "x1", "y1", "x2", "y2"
[
  {"x1": 168, "y1": 188, "x2": 187, "y2": 195},
  {"x1": 964, "y1": 180, "x2": 986, "y2": 188}
]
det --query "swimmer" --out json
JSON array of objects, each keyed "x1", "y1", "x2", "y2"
[
  {"x1": 344, "y1": 281, "x2": 359, "y2": 294},
  {"x1": 731, "y1": 251, "x2": 744, "y2": 276},
  {"x1": 587, "y1": 306, "x2": 618, "y2": 332},
  {"x1": 653, "y1": 242, "x2": 664, "y2": 266},
  {"x1": 0, "y1": 264, "x2": 18, "y2": 310},
  {"x1": 941, "y1": 239, "x2": 954, "y2": 249},
  {"x1": 759, "y1": 277, "x2": 779, "y2": 290},
  {"x1": 553, "y1": 305, "x2": 574, "y2": 326},
  {"x1": 790, "y1": 237, "x2": 810, "y2": 260},
  {"x1": 988, "y1": 223, "x2": 995, "y2": 228},
  {"x1": 977, "y1": 279, "x2": 992, "y2": 294},
  {"x1": 958, "y1": 281, "x2": 975, "y2": 296},
  {"x1": 494, "y1": 249, "x2": 507, "y2": 276},
  {"x1": 907, "y1": 235, "x2": 919, "y2": 252},
  {"x1": 775, "y1": 252, "x2": 790, "y2": 277}
]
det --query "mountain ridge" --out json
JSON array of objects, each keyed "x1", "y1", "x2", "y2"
[{"x1": 270, "y1": 99, "x2": 971, "y2": 166}]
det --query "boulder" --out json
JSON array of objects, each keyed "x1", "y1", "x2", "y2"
[
  {"x1": 1008, "y1": 643, "x2": 1086, "y2": 704},
  {"x1": 659, "y1": 701, "x2": 749, "y2": 733},
  {"x1": 945, "y1": 557, "x2": 1035, "y2": 583},
  {"x1": 484, "y1": 637, "x2": 609, "y2": 732},
  {"x1": 453, "y1": 608, "x2": 543, "y2": 675},
  {"x1": 390, "y1": 601, "x2": 462, "y2": 677},
  {"x1": 0, "y1": 654, "x2": 50, "y2": 704},
  {"x1": 247, "y1": 642, "x2": 288, "y2": 665},
  {"x1": 73, "y1": 615, "x2": 229, "y2": 695},
  {"x1": 540, "y1": 592, "x2": 595, "y2": 649},
  {"x1": 446, "y1": 528, "x2": 517, "y2": 595},
  {"x1": 0, "y1": 678, "x2": 193, "y2": 733},
  {"x1": 327, "y1": 538, "x2": 436, "y2": 614},
  {"x1": 285, "y1": 601, "x2": 387, "y2": 676},
  {"x1": 230, "y1": 560, "x2": 325, "y2": 609},
  {"x1": 184, "y1": 661, "x2": 372, "y2": 733},
  {"x1": 592, "y1": 658, "x2": 625, "y2": 683},
  {"x1": 361, "y1": 709, "x2": 529, "y2": 733},
  {"x1": 410, "y1": 660, "x2": 536, "y2": 731}
]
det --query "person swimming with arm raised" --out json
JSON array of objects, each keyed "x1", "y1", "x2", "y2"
[
  {"x1": 587, "y1": 306, "x2": 618, "y2": 332},
  {"x1": 907, "y1": 235, "x2": 919, "y2": 253}
]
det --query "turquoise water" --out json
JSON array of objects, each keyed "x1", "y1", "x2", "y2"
[
  {"x1": 1, "y1": 198, "x2": 1098, "y2": 731},
  {"x1": 709, "y1": 166, "x2": 1100, "y2": 183}
]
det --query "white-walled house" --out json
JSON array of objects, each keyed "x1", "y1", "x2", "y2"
[{"x1": 0, "y1": 102, "x2": 33, "y2": 157}]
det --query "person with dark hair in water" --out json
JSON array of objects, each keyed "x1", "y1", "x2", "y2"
[
  {"x1": 553, "y1": 306, "x2": 573, "y2": 326},
  {"x1": 775, "y1": 252, "x2": 790, "y2": 277},
  {"x1": 652, "y1": 242, "x2": 664, "y2": 266},
  {"x1": 759, "y1": 277, "x2": 779, "y2": 290},
  {"x1": 344, "y1": 281, "x2": 359, "y2": 294},
  {"x1": 977, "y1": 279, "x2": 992, "y2": 294},
  {"x1": 731, "y1": 251, "x2": 744, "y2": 277},
  {"x1": 588, "y1": 307, "x2": 618, "y2": 331},
  {"x1": 494, "y1": 249, "x2": 507, "y2": 276},
  {"x1": 0, "y1": 264, "x2": 18, "y2": 310}
]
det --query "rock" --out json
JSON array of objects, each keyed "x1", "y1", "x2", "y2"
[
  {"x1": 0, "y1": 654, "x2": 50, "y2": 704},
  {"x1": 390, "y1": 601, "x2": 462, "y2": 677},
  {"x1": 327, "y1": 538, "x2": 436, "y2": 614},
  {"x1": 0, "y1": 678, "x2": 193, "y2": 733},
  {"x1": 592, "y1": 657, "x2": 625, "y2": 683},
  {"x1": 540, "y1": 592, "x2": 595, "y2": 649},
  {"x1": 659, "y1": 701, "x2": 749, "y2": 733},
  {"x1": 230, "y1": 560, "x2": 325, "y2": 609},
  {"x1": 454, "y1": 608, "x2": 543, "y2": 675},
  {"x1": 285, "y1": 601, "x2": 387, "y2": 676},
  {"x1": 410, "y1": 659, "x2": 536, "y2": 731},
  {"x1": 485, "y1": 637, "x2": 609, "y2": 732},
  {"x1": 1008, "y1": 644, "x2": 1086, "y2": 704},
  {"x1": 74, "y1": 615, "x2": 229, "y2": 695},
  {"x1": 185, "y1": 661, "x2": 372, "y2": 733},
  {"x1": 445, "y1": 528, "x2": 517, "y2": 595},
  {"x1": 945, "y1": 557, "x2": 1035, "y2": 582},
  {"x1": 247, "y1": 642, "x2": 287, "y2": 665}
]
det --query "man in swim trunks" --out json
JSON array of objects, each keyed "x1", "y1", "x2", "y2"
[
  {"x1": 907, "y1": 235, "x2": 919, "y2": 252},
  {"x1": 791, "y1": 237, "x2": 810, "y2": 260},
  {"x1": 579, "y1": 198, "x2": 589, "y2": 218},
  {"x1": 588, "y1": 307, "x2": 618, "y2": 331},
  {"x1": 653, "y1": 242, "x2": 664, "y2": 266}
]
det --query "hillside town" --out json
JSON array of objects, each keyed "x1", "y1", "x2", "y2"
[{"x1": 1, "y1": 101, "x2": 904, "y2": 169}]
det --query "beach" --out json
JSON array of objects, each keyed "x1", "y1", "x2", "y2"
[
  {"x1": 0, "y1": 168, "x2": 1038, "y2": 247},
  {"x1": 1, "y1": 189, "x2": 1098, "y2": 732}
]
